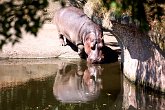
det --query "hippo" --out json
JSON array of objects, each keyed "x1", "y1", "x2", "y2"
[
  {"x1": 53, "y1": 61, "x2": 102, "y2": 103},
  {"x1": 53, "y1": 6, "x2": 105, "y2": 63}
]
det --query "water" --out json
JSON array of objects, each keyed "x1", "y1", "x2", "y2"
[{"x1": 0, "y1": 59, "x2": 164, "y2": 110}]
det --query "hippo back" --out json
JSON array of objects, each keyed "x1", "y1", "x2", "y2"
[{"x1": 54, "y1": 7, "x2": 91, "y2": 45}]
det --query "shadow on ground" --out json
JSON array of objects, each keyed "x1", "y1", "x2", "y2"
[{"x1": 66, "y1": 39, "x2": 119, "y2": 63}]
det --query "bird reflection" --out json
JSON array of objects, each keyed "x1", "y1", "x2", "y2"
[{"x1": 53, "y1": 61, "x2": 103, "y2": 103}]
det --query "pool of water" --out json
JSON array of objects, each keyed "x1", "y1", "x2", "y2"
[{"x1": 0, "y1": 59, "x2": 164, "y2": 110}]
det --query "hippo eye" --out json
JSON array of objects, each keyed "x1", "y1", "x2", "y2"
[
  {"x1": 91, "y1": 43, "x2": 95, "y2": 50},
  {"x1": 90, "y1": 39, "x2": 97, "y2": 50},
  {"x1": 91, "y1": 46, "x2": 95, "y2": 50}
]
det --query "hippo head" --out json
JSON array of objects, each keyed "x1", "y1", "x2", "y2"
[{"x1": 83, "y1": 32, "x2": 104, "y2": 63}]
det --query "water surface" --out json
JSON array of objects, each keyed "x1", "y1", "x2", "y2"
[{"x1": 0, "y1": 59, "x2": 164, "y2": 110}]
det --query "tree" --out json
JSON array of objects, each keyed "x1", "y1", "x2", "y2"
[
  {"x1": 0, "y1": 0, "x2": 48, "y2": 49},
  {"x1": 0, "y1": 0, "x2": 164, "y2": 50},
  {"x1": 102, "y1": 0, "x2": 165, "y2": 29},
  {"x1": 101, "y1": 0, "x2": 165, "y2": 50}
]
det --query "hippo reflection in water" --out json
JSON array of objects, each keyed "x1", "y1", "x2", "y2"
[
  {"x1": 54, "y1": 7, "x2": 105, "y2": 63},
  {"x1": 53, "y1": 62, "x2": 103, "y2": 103}
]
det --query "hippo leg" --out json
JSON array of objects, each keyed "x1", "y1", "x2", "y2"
[
  {"x1": 59, "y1": 34, "x2": 67, "y2": 46},
  {"x1": 77, "y1": 44, "x2": 84, "y2": 58}
]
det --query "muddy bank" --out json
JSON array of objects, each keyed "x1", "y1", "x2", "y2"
[{"x1": 0, "y1": 58, "x2": 81, "y2": 88}]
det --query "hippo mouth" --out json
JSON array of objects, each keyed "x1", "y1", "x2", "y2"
[
  {"x1": 87, "y1": 57, "x2": 103, "y2": 64},
  {"x1": 86, "y1": 46, "x2": 104, "y2": 63}
]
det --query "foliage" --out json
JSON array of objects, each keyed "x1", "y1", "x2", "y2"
[
  {"x1": 0, "y1": 0, "x2": 164, "y2": 50},
  {"x1": 57, "y1": 0, "x2": 87, "y2": 8},
  {"x1": 0, "y1": 0, "x2": 48, "y2": 49},
  {"x1": 102, "y1": 0, "x2": 165, "y2": 31}
]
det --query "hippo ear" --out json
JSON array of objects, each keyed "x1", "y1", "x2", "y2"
[
  {"x1": 98, "y1": 42, "x2": 103, "y2": 48},
  {"x1": 90, "y1": 42, "x2": 95, "y2": 50},
  {"x1": 85, "y1": 34, "x2": 90, "y2": 41},
  {"x1": 89, "y1": 32, "x2": 96, "y2": 39},
  {"x1": 85, "y1": 33, "x2": 94, "y2": 42}
]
